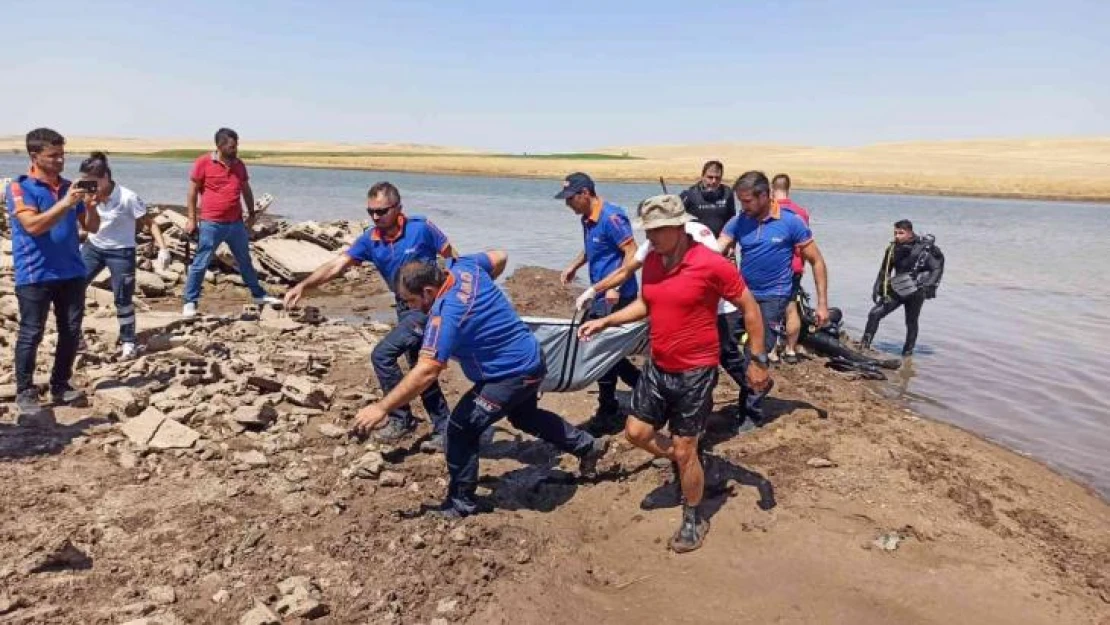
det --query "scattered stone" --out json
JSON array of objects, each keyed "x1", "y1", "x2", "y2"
[
  {"x1": 514, "y1": 549, "x2": 531, "y2": 564},
  {"x1": 317, "y1": 423, "x2": 347, "y2": 439},
  {"x1": 136, "y1": 270, "x2": 168, "y2": 296},
  {"x1": 98, "y1": 386, "x2": 145, "y2": 417},
  {"x1": 212, "y1": 589, "x2": 230, "y2": 604},
  {"x1": 234, "y1": 450, "x2": 270, "y2": 467},
  {"x1": 120, "y1": 614, "x2": 184, "y2": 625},
  {"x1": 431, "y1": 618, "x2": 450, "y2": 625},
  {"x1": 410, "y1": 533, "x2": 427, "y2": 549},
  {"x1": 118, "y1": 449, "x2": 139, "y2": 469},
  {"x1": 17, "y1": 535, "x2": 91, "y2": 575},
  {"x1": 282, "y1": 375, "x2": 335, "y2": 410},
  {"x1": 276, "y1": 576, "x2": 314, "y2": 596},
  {"x1": 379, "y1": 470, "x2": 406, "y2": 487},
  {"x1": 170, "y1": 562, "x2": 197, "y2": 581},
  {"x1": 228, "y1": 403, "x2": 278, "y2": 429},
  {"x1": 146, "y1": 585, "x2": 177, "y2": 606},
  {"x1": 239, "y1": 601, "x2": 280, "y2": 625},
  {"x1": 449, "y1": 527, "x2": 470, "y2": 546},
  {"x1": 148, "y1": 418, "x2": 200, "y2": 450},
  {"x1": 274, "y1": 586, "x2": 329, "y2": 619},
  {"x1": 344, "y1": 451, "x2": 384, "y2": 479},
  {"x1": 284, "y1": 466, "x2": 311, "y2": 482},
  {"x1": 872, "y1": 531, "x2": 903, "y2": 552},
  {"x1": 806, "y1": 457, "x2": 837, "y2": 469}
]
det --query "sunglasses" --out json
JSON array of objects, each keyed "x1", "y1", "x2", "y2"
[{"x1": 366, "y1": 203, "x2": 400, "y2": 217}]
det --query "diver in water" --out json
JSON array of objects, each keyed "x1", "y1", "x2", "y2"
[{"x1": 860, "y1": 219, "x2": 945, "y2": 356}]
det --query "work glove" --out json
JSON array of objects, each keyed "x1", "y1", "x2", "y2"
[
  {"x1": 155, "y1": 248, "x2": 173, "y2": 271},
  {"x1": 575, "y1": 287, "x2": 597, "y2": 313}
]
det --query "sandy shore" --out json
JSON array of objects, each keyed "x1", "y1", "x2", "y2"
[
  {"x1": 1, "y1": 261, "x2": 1107, "y2": 624},
  {"x1": 3, "y1": 135, "x2": 1108, "y2": 202}
]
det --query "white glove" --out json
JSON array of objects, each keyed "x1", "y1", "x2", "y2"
[
  {"x1": 575, "y1": 287, "x2": 597, "y2": 312},
  {"x1": 156, "y1": 248, "x2": 172, "y2": 270}
]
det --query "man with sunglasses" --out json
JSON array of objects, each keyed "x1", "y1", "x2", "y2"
[
  {"x1": 284, "y1": 181, "x2": 456, "y2": 448},
  {"x1": 556, "y1": 172, "x2": 641, "y2": 435}
]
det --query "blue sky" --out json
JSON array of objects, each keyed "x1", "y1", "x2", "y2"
[{"x1": 3, "y1": 0, "x2": 1107, "y2": 151}]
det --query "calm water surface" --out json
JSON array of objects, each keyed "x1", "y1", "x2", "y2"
[{"x1": 3, "y1": 154, "x2": 1108, "y2": 498}]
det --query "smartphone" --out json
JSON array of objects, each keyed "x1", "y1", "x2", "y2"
[{"x1": 74, "y1": 180, "x2": 99, "y2": 193}]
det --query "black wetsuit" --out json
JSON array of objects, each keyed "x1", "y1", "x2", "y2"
[
  {"x1": 862, "y1": 236, "x2": 944, "y2": 355},
  {"x1": 680, "y1": 183, "x2": 736, "y2": 236}
]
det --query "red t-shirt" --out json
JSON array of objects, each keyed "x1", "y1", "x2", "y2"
[
  {"x1": 190, "y1": 153, "x2": 249, "y2": 223},
  {"x1": 641, "y1": 242, "x2": 747, "y2": 372},
  {"x1": 779, "y1": 198, "x2": 810, "y2": 276}
]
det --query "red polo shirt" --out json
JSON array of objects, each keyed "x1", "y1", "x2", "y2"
[
  {"x1": 190, "y1": 152, "x2": 249, "y2": 223},
  {"x1": 641, "y1": 241, "x2": 747, "y2": 372},
  {"x1": 778, "y1": 198, "x2": 811, "y2": 276}
]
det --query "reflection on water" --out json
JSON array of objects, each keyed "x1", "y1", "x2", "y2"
[{"x1": 2, "y1": 154, "x2": 1108, "y2": 498}]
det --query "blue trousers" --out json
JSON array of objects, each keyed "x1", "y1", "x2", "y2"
[
  {"x1": 183, "y1": 220, "x2": 266, "y2": 304},
  {"x1": 445, "y1": 362, "x2": 595, "y2": 515},
  {"x1": 82, "y1": 243, "x2": 137, "y2": 343},
  {"x1": 370, "y1": 307, "x2": 451, "y2": 432},
  {"x1": 736, "y1": 296, "x2": 790, "y2": 420}
]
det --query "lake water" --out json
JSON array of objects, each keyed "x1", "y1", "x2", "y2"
[{"x1": 3, "y1": 154, "x2": 1108, "y2": 498}]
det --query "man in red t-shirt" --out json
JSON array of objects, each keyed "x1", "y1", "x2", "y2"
[
  {"x1": 181, "y1": 127, "x2": 280, "y2": 317},
  {"x1": 579, "y1": 195, "x2": 772, "y2": 553},
  {"x1": 772, "y1": 173, "x2": 811, "y2": 364}
]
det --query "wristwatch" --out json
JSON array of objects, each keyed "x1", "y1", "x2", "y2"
[{"x1": 751, "y1": 353, "x2": 770, "y2": 368}]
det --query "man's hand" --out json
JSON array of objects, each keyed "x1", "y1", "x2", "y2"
[
  {"x1": 560, "y1": 265, "x2": 578, "y2": 286},
  {"x1": 61, "y1": 185, "x2": 87, "y2": 210},
  {"x1": 185, "y1": 216, "x2": 197, "y2": 236},
  {"x1": 747, "y1": 360, "x2": 772, "y2": 393},
  {"x1": 577, "y1": 318, "x2": 608, "y2": 341},
  {"x1": 246, "y1": 212, "x2": 257, "y2": 229},
  {"x1": 575, "y1": 287, "x2": 596, "y2": 312},
  {"x1": 815, "y1": 304, "x2": 829, "y2": 327},
  {"x1": 872, "y1": 291, "x2": 882, "y2": 305},
  {"x1": 604, "y1": 289, "x2": 619, "y2": 307},
  {"x1": 924, "y1": 285, "x2": 937, "y2": 300},
  {"x1": 351, "y1": 404, "x2": 389, "y2": 434},
  {"x1": 283, "y1": 284, "x2": 306, "y2": 309}
]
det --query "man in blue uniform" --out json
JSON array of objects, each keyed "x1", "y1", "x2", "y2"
[
  {"x1": 352, "y1": 251, "x2": 608, "y2": 519},
  {"x1": 556, "y1": 172, "x2": 641, "y2": 434},
  {"x1": 6, "y1": 128, "x2": 101, "y2": 416},
  {"x1": 284, "y1": 182, "x2": 454, "y2": 447}
]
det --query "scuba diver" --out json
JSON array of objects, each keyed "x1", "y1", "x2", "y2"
[{"x1": 860, "y1": 219, "x2": 945, "y2": 356}]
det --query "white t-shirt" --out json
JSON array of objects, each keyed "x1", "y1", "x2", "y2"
[
  {"x1": 87, "y1": 183, "x2": 148, "y2": 250},
  {"x1": 634, "y1": 220, "x2": 737, "y2": 314}
]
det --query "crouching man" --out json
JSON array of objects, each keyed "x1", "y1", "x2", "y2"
[
  {"x1": 578, "y1": 195, "x2": 772, "y2": 553},
  {"x1": 352, "y1": 251, "x2": 608, "y2": 519}
]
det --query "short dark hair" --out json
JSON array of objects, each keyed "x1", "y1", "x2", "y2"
[
  {"x1": 772, "y1": 173, "x2": 791, "y2": 192},
  {"x1": 894, "y1": 219, "x2": 914, "y2": 231},
  {"x1": 701, "y1": 160, "x2": 724, "y2": 176},
  {"x1": 397, "y1": 260, "x2": 446, "y2": 295},
  {"x1": 26, "y1": 128, "x2": 65, "y2": 155},
  {"x1": 367, "y1": 181, "x2": 402, "y2": 206},
  {"x1": 214, "y1": 127, "x2": 239, "y2": 145},
  {"x1": 79, "y1": 151, "x2": 112, "y2": 179},
  {"x1": 733, "y1": 170, "x2": 770, "y2": 196}
]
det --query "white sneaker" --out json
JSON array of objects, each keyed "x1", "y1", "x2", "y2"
[
  {"x1": 121, "y1": 342, "x2": 138, "y2": 360},
  {"x1": 182, "y1": 302, "x2": 198, "y2": 318},
  {"x1": 253, "y1": 295, "x2": 282, "y2": 307}
]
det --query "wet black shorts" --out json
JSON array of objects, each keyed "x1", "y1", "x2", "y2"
[
  {"x1": 630, "y1": 360, "x2": 717, "y2": 438},
  {"x1": 790, "y1": 273, "x2": 803, "y2": 298}
]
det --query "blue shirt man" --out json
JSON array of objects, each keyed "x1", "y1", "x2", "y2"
[
  {"x1": 7, "y1": 128, "x2": 101, "y2": 415},
  {"x1": 351, "y1": 251, "x2": 606, "y2": 519},
  {"x1": 555, "y1": 172, "x2": 641, "y2": 428},
  {"x1": 282, "y1": 182, "x2": 455, "y2": 445},
  {"x1": 721, "y1": 201, "x2": 813, "y2": 299}
]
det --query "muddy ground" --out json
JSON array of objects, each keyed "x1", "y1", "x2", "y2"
[{"x1": 1, "y1": 266, "x2": 1108, "y2": 625}]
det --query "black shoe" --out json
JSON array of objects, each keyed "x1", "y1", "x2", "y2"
[
  {"x1": 669, "y1": 505, "x2": 710, "y2": 554},
  {"x1": 577, "y1": 436, "x2": 610, "y2": 479},
  {"x1": 424, "y1": 503, "x2": 468, "y2": 520},
  {"x1": 16, "y1": 389, "x2": 42, "y2": 416},
  {"x1": 419, "y1": 433, "x2": 445, "y2": 454},
  {"x1": 584, "y1": 410, "x2": 624, "y2": 436},
  {"x1": 50, "y1": 384, "x2": 87, "y2": 407},
  {"x1": 373, "y1": 416, "x2": 416, "y2": 443},
  {"x1": 641, "y1": 460, "x2": 683, "y2": 510},
  {"x1": 859, "y1": 334, "x2": 873, "y2": 351}
]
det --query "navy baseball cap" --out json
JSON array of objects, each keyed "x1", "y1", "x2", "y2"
[{"x1": 554, "y1": 172, "x2": 595, "y2": 199}]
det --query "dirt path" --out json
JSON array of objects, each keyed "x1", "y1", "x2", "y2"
[{"x1": 0, "y1": 267, "x2": 1107, "y2": 625}]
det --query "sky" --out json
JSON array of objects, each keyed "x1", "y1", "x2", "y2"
[{"x1": 2, "y1": 0, "x2": 1107, "y2": 151}]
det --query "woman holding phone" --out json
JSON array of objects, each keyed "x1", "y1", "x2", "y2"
[{"x1": 79, "y1": 151, "x2": 170, "y2": 359}]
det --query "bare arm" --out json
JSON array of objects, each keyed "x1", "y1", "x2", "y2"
[
  {"x1": 800, "y1": 241, "x2": 829, "y2": 324},
  {"x1": 242, "y1": 180, "x2": 256, "y2": 223},
  {"x1": 717, "y1": 232, "x2": 737, "y2": 256},
  {"x1": 78, "y1": 200, "x2": 100, "y2": 234},
  {"x1": 485, "y1": 250, "x2": 509, "y2": 279},
  {"x1": 376, "y1": 357, "x2": 446, "y2": 414},
  {"x1": 592, "y1": 259, "x2": 643, "y2": 295},
  {"x1": 186, "y1": 180, "x2": 200, "y2": 225},
  {"x1": 284, "y1": 253, "x2": 360, "y2": 307},
  {"x1": 144, "y1": 216, "x2": 168, "y2": 250},
  {"x1": 440, "y1": 243, "x2": 459, "y2": 260},
  {"x1": 13, "y1": 187, "x2": 83, "y2": 236}
]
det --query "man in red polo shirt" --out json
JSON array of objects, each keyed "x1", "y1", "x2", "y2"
[
  {"x1": 772, "y1": 173, "x2": 811, "y2": 364},
  {"x1": 181, "y1": 127, "x2": 280, "y2": 317},
  {"x1": 578, "y1": 194, "x2": 772, "y2": 553}
]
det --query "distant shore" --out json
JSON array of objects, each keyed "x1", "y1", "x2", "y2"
[{"x1": 3, "y1": 135, "x2": 1108, "y2": 202}]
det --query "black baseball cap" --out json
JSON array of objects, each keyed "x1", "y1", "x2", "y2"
[{"x1": 554, "y1": 172, "x2": 595, "y2": 199}]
